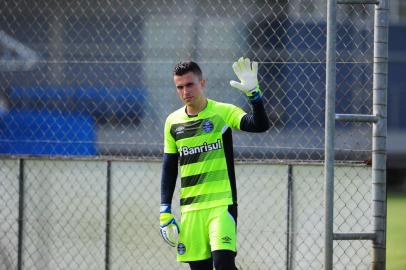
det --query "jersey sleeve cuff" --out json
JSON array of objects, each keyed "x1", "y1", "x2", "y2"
[{"x1": 247, "y1": 86, "x2": 262, "y2": 103}]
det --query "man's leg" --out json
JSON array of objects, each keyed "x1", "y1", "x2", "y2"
[
  {"x1": 212, "y1": 250, "x2": 238, "y2": 270},
  {"x1": 177, "y1": 209, "x2": 212, "y2": 264},
  {"x1": 188, "y1": 258, "x2": 213, "y2": 270},
  {"x1": 209, "y1": 205, "x2": 239, "y2": 270}
]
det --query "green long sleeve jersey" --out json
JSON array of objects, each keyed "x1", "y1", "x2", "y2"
[{"x1": 164, "y1": 99, "x2": 246, "y2": 213}]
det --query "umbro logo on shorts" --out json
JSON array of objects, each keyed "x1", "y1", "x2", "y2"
[{"x1": 221, "y1": 236, "x2": 232, "y2": 244}]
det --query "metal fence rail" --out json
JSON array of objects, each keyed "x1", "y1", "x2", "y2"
[
  {"x1": 0, "y1": 158, "x2": 373, "y2": 270},
  {"x1": 0, "y1": 0, "x2": 386, "y2": 269}
]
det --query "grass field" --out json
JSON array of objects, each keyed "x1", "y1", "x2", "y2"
[{"x1": 386, "y1": 193, "x2": 406, "y2": 270}]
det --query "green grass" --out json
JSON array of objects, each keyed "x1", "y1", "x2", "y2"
[{"x1": 386, "y1": 193, "x2": 406, "y2": 270}]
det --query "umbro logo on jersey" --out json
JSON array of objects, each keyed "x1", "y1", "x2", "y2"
[{"x1": 175, "y1": 125, "x2": 185, "y2": 135}]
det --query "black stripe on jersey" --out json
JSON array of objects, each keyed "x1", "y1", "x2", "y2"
[
  {"x1": 179, "y1": 151, "x2": 201, "y2": 166},
  {"x1": 170, "y1": 120, "x2": 203, "y2": 141},
  {"x1": 181, "y1": 173, "x2": 206, "y2": 188},
  {"x1": 180, "y1": 192, "x2": 230, "y2": 206},
  {"x1": 181, "y1": 169, "x2": 228, "y2": 188},
  {"x1": 180, "y1": 196, "x2": 196, "y2": 206}
]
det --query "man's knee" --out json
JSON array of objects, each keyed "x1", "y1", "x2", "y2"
[{"x1": 212, "y1": 250, "x2": 238, "y2": 270}]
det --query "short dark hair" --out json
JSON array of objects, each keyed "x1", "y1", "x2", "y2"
[{"x1": 173, "y1": 61, "x2": 202, "y2": 80}]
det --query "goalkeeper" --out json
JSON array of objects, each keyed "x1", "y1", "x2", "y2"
[{"x1": 160, "y1": 57, "x2": 269, "y2": 270}]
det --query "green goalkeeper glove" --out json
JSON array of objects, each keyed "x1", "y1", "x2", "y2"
[
  {"x1": 230, "y1": 57, "x2": 261, "y2": 102},
  {"x1": 160, "y1": 204, "x2": 179, "y2": 247}
]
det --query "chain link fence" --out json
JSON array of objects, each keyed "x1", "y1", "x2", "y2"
[{"x1": 0, "y1": 0, "x2": 377, "y2": 269}]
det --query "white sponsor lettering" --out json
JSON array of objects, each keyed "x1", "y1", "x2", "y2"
[{"x1": 179, "y1": 139, "x2": 222, "y2": 157}]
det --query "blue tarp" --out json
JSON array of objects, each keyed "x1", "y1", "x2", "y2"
[
  {"x1": 0, "y1": 109, "x2": 96, "y2": 156},
  {"x1": 7, "y1": 86, "x2": 146, "y2": 120}
]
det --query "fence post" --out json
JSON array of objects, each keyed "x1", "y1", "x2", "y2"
[
  {"x1": 372, "y1": 0, "x2": 389, "y2": 268},
  {"x1": 17, "y1": 159, "x2": 25, "y2": 270},
  {"x1": 324, "y1": 0, "x2": 337, "y2": 269},
  {"x1": 286, "y1": 165, "x2": 294, "y2": 270},
  {"x1": 105, "y1": 160, "x2": 112, "y2": 270}
]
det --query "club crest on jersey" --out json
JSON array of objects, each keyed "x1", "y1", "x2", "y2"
[{"x1": 202, "y1": 120, "x2": 214, "y2": 133}]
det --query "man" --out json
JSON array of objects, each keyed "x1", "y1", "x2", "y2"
[{"x1": 160, "y1": 57, "x2": 269, "y2": 270}]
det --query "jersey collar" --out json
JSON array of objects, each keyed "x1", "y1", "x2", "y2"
[{"x1": 184, "y1": 99, "x2": 212, "y2": 118}]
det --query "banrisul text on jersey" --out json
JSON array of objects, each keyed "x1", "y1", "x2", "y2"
[{"x1": 180, "y1": 139, "x2": 222, "y2": 157}]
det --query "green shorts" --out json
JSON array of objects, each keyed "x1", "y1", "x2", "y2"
[{"x1": 177, "y1": 205, "x2": 237, "y2": 262}]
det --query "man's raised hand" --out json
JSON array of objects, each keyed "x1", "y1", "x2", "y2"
[{"x1": 230, "y1": 57, "x2": 259, "y2": 95}]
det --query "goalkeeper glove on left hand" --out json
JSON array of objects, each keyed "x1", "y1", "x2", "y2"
[
  {"x1": 230, "y1": 57, "x2": 261, "y2": 101},
  {"x1": 160, "y1": 204, "x2": 180, "y2": 247}
]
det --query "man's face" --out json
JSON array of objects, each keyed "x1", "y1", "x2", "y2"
[{"x1": 173, "y1": 71, "x2": 205, "y2": 107}]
